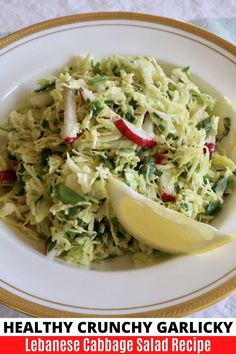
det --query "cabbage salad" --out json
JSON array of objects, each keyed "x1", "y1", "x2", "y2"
[{"x1": 0, "y1": 55, "x2": 235, "y2": 265}]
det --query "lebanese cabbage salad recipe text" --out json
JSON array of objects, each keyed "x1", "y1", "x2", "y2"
[{"x1": 0, "y1": 55, "x2": 235, "y2": 265}]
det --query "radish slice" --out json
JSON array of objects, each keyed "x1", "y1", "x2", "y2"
[
  {"x1": 0, "y1": 169, "x2": 17, "y2": 183},
  {"x1": 161, "y1": 192, "x2": 176, "y2": 202},
  {"x1": 204, "y1": 142, "x2": 216, "y2": 154},
  {"x1": 64, "y1": 132, "x2": 82, "y2": 144},
  {"x1": 114, "y1": 118, "x2": 157, "y2": 148},
  {"x1": 159, "y1": 173, "x2": 176, "y2": 202},
  {"x1": 63, "y1": 87, "x2": 80, "y2": 144},
  {"x1": 79, "y1": 88, "x2": 86, "y2": 104},
  {"x1": 155, "y1": 154, "x2": 166, "y2": 165}
]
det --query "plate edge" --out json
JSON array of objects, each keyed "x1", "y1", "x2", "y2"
[
  {"x1": 0, "y1": 12, "x2": 235, "y2": 55},
  {"x1": 1, "y1": 275, "x2": 236, "y2": 317}
]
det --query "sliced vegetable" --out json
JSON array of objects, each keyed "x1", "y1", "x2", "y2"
[
  {"x1": 181, "y1": 66, "x2": 190, "y2": 73},
  {"x1": 197, "y1": 117, "x2": 212, "y2": 135},
  {"x1": 92, "y1": 61, "x2": 103, "y2": 75},
  {"x1": 161, "y1": 192, "x2": 176, "y2": 202},
  {"x1": 44, "y1": 237, "x2": 57, "y2": 255},
  {"x1": 54, "y1": 183, "x2": 84, "y2": 204},
  {"x1": 88, "y1": 75, "x2": 106, "y2": 85},
  {"x1": 79, "y1": 87, "x2": 89, "y2": 104},
  {"x1": 114, "y1": 118, "x2": 157, "y2": 148},
  {"x1": 63, "y1": 87, "x2": 80, "y2": 143},
  {"x1": 90, "y1": 100, "x2": 104, "y2": 117},
  {"x1": 139, "y1": 157, "x2": 161, "y2": 176},
  {"x1": 0, "y1": 170, "x2": 17, "y2": 183},
  {"x1": 213, "y1": 176, "x2": 228, "y2": 195},
  {"x1": 205, "y1": 201, "x2": 221, "y2": 215},
  {"x1": 155, "y1": 154, "x2": 166, "y2": 165},
  {"x1": 64, "y1": 132, "x2": 82, "y2": 144},
  {"x1": 101, "y1": 156, "x2": 115, "y2": 170},
  {"x1": 35, "y1": 81, "x2": 55, "y2": 92},
  {"x1": 204, "y1": 142, "x2": 216, "y2": 154}
]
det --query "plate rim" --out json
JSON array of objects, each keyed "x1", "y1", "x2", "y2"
[{"x1": 0, "y1": 11, "x2": 235, "y2": 317}]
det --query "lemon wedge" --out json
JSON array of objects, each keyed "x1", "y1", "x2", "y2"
[{"x1": 106, "y1": 177, "x2": 234, "y2": 254}]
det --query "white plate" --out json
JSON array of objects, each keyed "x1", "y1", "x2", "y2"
[{"x1": 0, "y1": 13, "x2": 236, "y2": 317}]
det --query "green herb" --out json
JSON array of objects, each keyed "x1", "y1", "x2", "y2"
[
  {"x1": 213, "y1": 176, "x2": 228, "y2": 195},
  {"x1": 139, "y1": 157, "x2": 162, "y2": 177},
  {"x1": 34, "y1": 165, "x2": 44, "y2": 177},
  {"x1": 125, "y1": 111, "x2": 134, "y2": 122},
  {"x1": 219, "y1": 117, "x2": 231, "y2": 142},
  {"x1": 174, "y1": 183, "x2": 181, "y2": 193},
  {"x1": 132, "y1": 83, "x2": 143, "y2": 92},
  {"x1": 54, "y1": 183, "x2": 84, "y2": 204},
  {"x1": 0, "y1": 126, "x2": 10, "y2": 132},
  {"x1": 14, "y1": 180, "x2": 25, "y2": 194},
  {"x1": 181, "y1": 66, "x2": 190, "y2": 73},
  {"x1": 66, "y1": 207, "x2": 78, "y2": 219},
  {"x1": 154, "y1": 82, "x2": 161, "y2": 89},
  {"x1": 203, "y1": 175, "x2": 209, "y2": 184},
  {"x1": 101, "y1": 156, "x2": 115, "y2": 170},
  {"x1": 35, "y1": 81, "x2": 55, "y2": 93},
  {"x1": 92, "y1": 61, "x2": 103, "y2": 75},
  {"x1": 167, "y1": 133, "x2": 176, "y2": 140},
  {"x1": 17, "y1": 164, "x2": 25, "y2": 177},
  {"x1": 158, "y1": 124, "x2": 165, "y2": 132},
  {"x1": 105, "y1": 100, "x2": 115, "y2": 109},
  {"x1": 90, "y1": 101, "x2": 104, "y2": 117},
  {"x1": 129, "y1": 98, "x2": 138, "y2": 110},
  {"x1": 205, "y1": 200, "x2": 221, "y2": 215},
  {"x1": 41, "y1": 148, "x2": 52, "y2": 166},
  {"x1": 152, "y1": 112, "x2": 160, "y2": 119},
  {"x1": 112, "y1": 65, "x2": 120, "y2": 76},
  {"x1": 180, "y1": 170, "x2": 188, "y2": 178},
  {"x1": 36, "y1": 195, "x2": 44, "y2": 204},
  {"x1": 42, "y1": 120, "x2": 49, "y2": 129},
  {"x1": 45, "y1": 237, "x2": 57, "y2": 253},
  {"x1": 88, "y1": 75, "x2": 106, "y2": 85},
  {"x1": 197, "y1": 117, "x2": 212, "y2": 135},
  {"x1": 181, "y1": 203, "x2": 189, "y2": 211},
  {"x1": 8, "y1": 154, "x2": 17, "y2": 161},
  {"x1": 15, "y1": 164, "x2": 26, "y2": 194}
]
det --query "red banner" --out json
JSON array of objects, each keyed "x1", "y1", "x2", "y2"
[{"x1": 0, "y1": 336, "x2": 236, "y2": 354}]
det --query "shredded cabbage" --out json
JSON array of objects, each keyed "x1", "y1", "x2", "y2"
[{"x1": 0, "y1": 55, "x2": 235, "y2": 265}]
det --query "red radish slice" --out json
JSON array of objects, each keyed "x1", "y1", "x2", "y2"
[
  {"x1": 0, "y1": 169, "x2": 17, "y2": 183},
  {"x1": 155, "y1": 154, "x2": 166, "y2": 165},
  {"x1": 79, "y1": 88, "x2": 86, "y2": 104},
  {"x1": 114, "y1": 118, "x2": 157, "y2": 148},
  {"x1": 204, "y1": 142, "x2": 216, "y2": 154},
  {"x1": 161, "y1": 192, "x2": 176, "y2": 202},
  {"x1": 159, "y1": 174, "x2": 176, "y2": 202},
  {"x1": 63, "y1": 87, "x2": 80, "y2": 143},
  {"x1": 64, "y1": 132, "x2": 83, "y2": 144}
]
